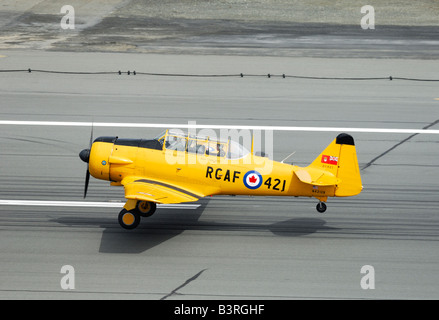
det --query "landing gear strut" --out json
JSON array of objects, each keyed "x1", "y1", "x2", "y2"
[
  {"x1": 118, "y1": 200, "x2": 157, "y2": 229},
  {"x1": 316, "y1": 201, "x2": 327, "y2": 213}
]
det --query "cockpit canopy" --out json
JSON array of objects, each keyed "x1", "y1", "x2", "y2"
[{"x1": 154, "y1": 129, "x2": 250, "y2": 160}]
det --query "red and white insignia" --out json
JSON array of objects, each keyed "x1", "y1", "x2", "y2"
[{"x1": 321, "y1": 155, "x2": 338, "y2": 165}]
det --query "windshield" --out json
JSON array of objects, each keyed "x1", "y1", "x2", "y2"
[
  {"x1": 153, "y1": 130, "x2": 167, "y2": 149},
  {"x1": 153, "y1": 130, "x2": 167, "y2": 141}
]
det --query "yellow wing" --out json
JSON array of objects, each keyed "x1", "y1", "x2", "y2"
[{"x1": 121, "y1": 177, "x2": 205, "y2": 204}]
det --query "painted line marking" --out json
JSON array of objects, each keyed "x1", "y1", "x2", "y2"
[
  {"x1": 0, "y1": 120, "x2": 439, "y2": 134},
  {"x1": 0, "y1": 200, "x2": 200, "y2": 209}
]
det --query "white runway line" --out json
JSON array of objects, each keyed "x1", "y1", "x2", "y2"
[
  {"x1": 1, "y1": 120, "x2": 439, "y2": 134},
  {"x1": 0, "y1": 200, "x2": 200, "y2": 209}
]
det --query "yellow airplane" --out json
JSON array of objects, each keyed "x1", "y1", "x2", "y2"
[{"x1": 79, "y1": 129, "x2": 362, "y2": 229}]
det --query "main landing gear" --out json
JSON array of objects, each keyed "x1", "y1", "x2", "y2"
[{"x1": 118, "y1": 200, "x2": 157, "y2": 230}]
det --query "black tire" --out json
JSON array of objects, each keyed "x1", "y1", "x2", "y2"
[
  {"x1": 316, "y1": 202, "x2": 327, "y2": 213},
  {"x1": 118, "y1": 209, "x2": 141, "y2": 230},
  {"x1": 136, "y1": 201, "x2": 157, "y2": 217}
]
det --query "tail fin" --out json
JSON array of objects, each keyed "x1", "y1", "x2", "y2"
[{"x1": 308, "y1": 133, "x2": 362, "y2": 197}]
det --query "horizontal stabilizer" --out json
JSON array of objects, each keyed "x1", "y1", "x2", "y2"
[{"x1": 294, "y1": 169, "x2": 340, "y2": 186}]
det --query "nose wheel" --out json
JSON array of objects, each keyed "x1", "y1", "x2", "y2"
[{"x1": 316, "y1": 202, "x2": 327, "y2": 213}]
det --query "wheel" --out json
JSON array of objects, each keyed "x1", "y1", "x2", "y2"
[
  {"x1": 136, "y1": 201, "x2": 157, "y2": 217},
  {"x1": 118, "y1": 209, "x2": 141, "y2": 230},
  {"x1": 316, "y1": 202, "x2": 327, "y2": 213}
]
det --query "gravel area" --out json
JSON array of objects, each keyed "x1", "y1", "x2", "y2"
[{"x1": 0, "y1": 1, "x2": 438, "y2": 57}]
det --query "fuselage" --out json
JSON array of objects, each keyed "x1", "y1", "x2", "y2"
[{"x1": 88, "y1": 136, "x2": 336, "y2": 201}]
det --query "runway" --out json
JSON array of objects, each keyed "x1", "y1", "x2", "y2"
[{"x1": 1, "y1": 50, "x2": 438, "y2": 300}]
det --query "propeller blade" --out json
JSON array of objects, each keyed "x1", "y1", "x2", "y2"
[
  {"x1": 83, "y1": 123, "x2": 93, "y2": 198},
  {"x1": 84, "y1": 167, "x2": 90, "y2": 198},
  {"x1": 89, "y1": 123, "x2": 94, "y2": 148}
]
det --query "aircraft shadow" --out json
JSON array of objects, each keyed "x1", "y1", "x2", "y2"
[
  {"x1": 52, "y1": 198, "x2": 211, "y2": 254},
  {"x1": 53, "y1": 199, "x2": 337, "y2": 254},
  {"x1": 98, "y1": 199, "x2": 211, "y2": 254}
]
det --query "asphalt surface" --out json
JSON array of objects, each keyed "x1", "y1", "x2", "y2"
[
  {"x1": 1, "y1": 51, "x2": 439, "y2": 299},
  {"x1": 1, "y1": 0, "x2": 439, "y2": 58}
]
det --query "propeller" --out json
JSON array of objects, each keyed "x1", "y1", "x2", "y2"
[{"x1": 79, "y1": 125, "x2": 93, "y2": 198}]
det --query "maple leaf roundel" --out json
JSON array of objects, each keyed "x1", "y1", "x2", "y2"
[{"x1": 243, "y1": 170, "x2": 263, "y2": 189}]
